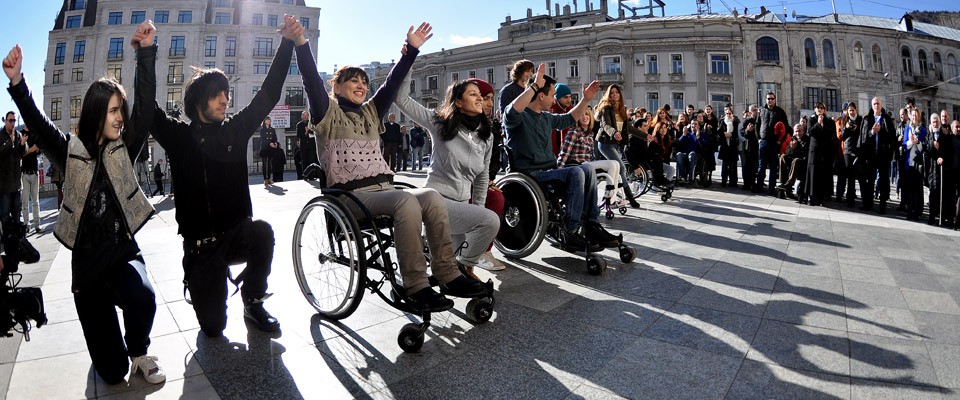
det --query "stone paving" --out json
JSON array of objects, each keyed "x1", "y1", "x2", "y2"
[{"x1": 3, "y1": 171, "x2": 960, "y2": 399}]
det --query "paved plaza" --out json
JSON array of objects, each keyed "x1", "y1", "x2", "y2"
[{"x1": 3, "y1": 171, "x2": 960, "y2": 399}]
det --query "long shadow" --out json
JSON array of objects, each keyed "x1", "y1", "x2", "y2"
[
  {"x1": 188, "y1": 328, "x2": 302, "y2": 399},
  {"x1": 682, "y1": 196, "x2": 794, "y2": 216},
  {"x1": 654, "y1": 208, "x2": 850, "y2": 250}
]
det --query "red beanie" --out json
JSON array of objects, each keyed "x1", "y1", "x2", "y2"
[{"x1": 465, "y1": 78, "x2": 494, "y2": 97}]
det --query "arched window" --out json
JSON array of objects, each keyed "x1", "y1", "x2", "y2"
[
  {"x1": 902, "y1": 47, "x2": 913, "y2": 76},
  {"x1": 934, "y1": 52, "x2": 943, "y2": 80},
  {"x1": 872, "y1": 44, "x2": 883, "y2": 72},
  {"x1": 853, "y1": 42, "x2": 865, "y2": 70},
  {"x1": 756, "y1": 37, "x2": 780, "y2": 62},
  {"x1": 822, "y1": 39, "x2": 835, "y2": 69},
  {"x1": 804, "y1": 38, "x2": 817, "y2": 67},
  {"x1": 918, "y1": 49, "x2": 929, "y2": 77},
  {"x1": 948, "y1": 54, "x2": 959, "y2": 82}
]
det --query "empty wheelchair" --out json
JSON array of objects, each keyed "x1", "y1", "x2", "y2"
[
  {"x1": 292, "y1": 181, "x2": 495, "y2": 353},
  {"x1": 493, "y1": 172, "x2": 637, "y2": 275}
]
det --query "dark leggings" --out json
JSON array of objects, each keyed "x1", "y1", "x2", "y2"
[{"x1": 74, "y1": 256, "x2": 156, "y2": 384}]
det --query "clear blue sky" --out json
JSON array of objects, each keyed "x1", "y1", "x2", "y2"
[{"x1": 2, "y1": 0, "x2": 959, "y2": 121}]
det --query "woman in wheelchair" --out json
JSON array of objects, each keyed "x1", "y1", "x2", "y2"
[
  {"x1": 627, "y1": 122, "x2": 674, "y2": 188},
  {"x1": 392, "y1": 73, "x2": 500, "y2": 281},
  {"x1": 557, "y1": 107, "x2": 628, "y2": 208},
  {"x1": 293, "y1": 23, "x2": 485, "y2": 312}
]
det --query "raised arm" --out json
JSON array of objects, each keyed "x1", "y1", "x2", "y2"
[
  {"x1": 124, "y1": 20, "x2": 157, "y2": 161},
  {"x1": 132, "y1": 22, "x2": 188, "y2": 151},
  {"x1": 568, "y1": 80, "x2": 601, "y2": 122},
  {"x1": 294, "y1": 39, "x2": 329, "y2": 124},
  {"x1": 4, "y1": 45, "x2": 68, "y2": 170},
  {"x1": 371, "y1": 23, "x2": 432, "y2": 120},
  {"x1": 393, "y1": 73, "x2": 437, "y2": 135}
]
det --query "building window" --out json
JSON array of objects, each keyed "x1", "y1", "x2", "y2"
[
  {"x1": 804, "y1": 38, "x2": 817, "y2": 68},
  {"x1": 70, "y1": 95, "x2": 81, "y2": 118},
  {"x1": 267, "y1": 14, "x2": 278, "y2": 27},
  {"x1": 918, "y1": 49, "x2": 929, "y2": 77},
  {"x1": 822, "y1": 39, "x2": 835, "y2": 69},
  {"x1": 170, "y1": 36, "x2": 185, "y2": 57},
  {"x1": 646, "y1": 54, "x2": 658, "y2": 74},
  {"x1": 547, "y1": 61, "x2": 556, "y2": 77},
  {"x1": 288, "y1": 61, "x2": 299, "y2": 75},
  {"x1": 214, "y1": 0, "x2": 230, "y2": 6},
  {"x1": 205, "y1": 36, "x2": 217, "y2": 57},
  {"x1": 947, "y1": 54, "x2": 958, "y2": 82},
  {"x1": 168, "y1": 62, "x2": 183, "y2": 84},
  {"x1": 204, "y1": 61, "x2": 216, "y2": 69},
  {"x1": 108, "y1": 38, "x2": 123, "y2": 60},
  {"x1": 803, "y1": 87, "x2": 821, "y2": 109},
  {"x1": 670, "y1": 54, "x2": 683, "y2": 74},
  {"x1": 224, "y1": 61, "x2": 236, "y2": 75},
  {"x1": 300, "y1": 17, "x2": 310, "y2": 30},
  {"x1": 155, "y1": 10, "x2": 169, "y2": 24},
  {"x1": 568, "y1": 59, "x2": 579, "y2": 77},
  {"x1": 50, "y1": 97, "x2": 62, "y2": 121},
  {"x1": 131, "y1": 11, "x2": 145, "y2": 24},
  {"x1": 177, "y1": 11, "x2": 192, "y2": 23},
  {"x1": 409, "y1": 78, "x2": 416, "y2": 94},
  {"x1": 166, "y1": 88, "x2": 182, "y2": 111},
  {"x1": 902, "y1": 47, "x2": 913, "y2": 76},
  {"x1": 229, "y1": 87, "x2": 235, "y2": 109},
  {"x1": 286, "y1": 87, "x2": 304, "y2": 106},
  {"x1": 108, "y1": 12, "x2": 122, "y2": 25},
  {"x1": 852, "y1": 42, "x2": 865, "y2": 70},
  {"x1": 756, "y1": 82, "x2": 780, "y2": 106},
  {"x1": 647, "y1": 92, "x2": 659, "y2": 111},
  {"x1": 710, "y1": 93, "x2": 732, "y2": 112},
  {"x1": 54, "y1": 42, "x2": 65, "y2": 65},
  {"x1": 710, "y1": 53, "x2": 730, "y2": 75},
  {"x1": 69, "y1": 0, "x2": 85, "y2": 11},
  {"x1": 602, "y1": 56, "x2": 621, "y2": 74},
  {"x1": 427, "y1": 75, "x2": 438, "y2": 90},
  {"x1": 451, "y1": 72, "x2": 459, "y2": 82},
  {"x1": 468, "y1": 70, "x2": 476, "y2": 79},
  {"x1": 73, "y1": 40, "x2": 85, "y2": 63},
  {"x1": 824, "y1": 88, "x2": 839, "y2": 112},
  {"x1": 934, "y1": 52, "x2": 944, "y2": 81},
  {"x1": 282, "y1": 0, "x2": 294, "y2": 4},
  {"x1": 215, "y1": 12, "x2": 230, "y2": 24},
  {"x1": 225, "y1": 37, "x2": 236, "y2": 57},
  {"x1": 756, "y1": 36, "x2": 780, "y2": 62},
  {"x1": 252, "y1": 13, "x2": 262, "y2": 25},
  {"x1": 107, "y1": 64, "x2": 121, "y2": 83},
  {"x1": 872, "y1": 44, "x2": 883, "y2": 72},
  {"x1": 486, "y1": 68, "x2": 494, "y2": 84},
  {"x1": 254, "y1": 62, "x2": 270, "y2": 74},
  {"x1": 254, "y1": 37, "x2": 273, "y2": 57},
  {"x1": 65, "y1": 15, "x2": 81, "y2": 29},
  {"x1": 672, "y1": 92, "x2": 684, "y2": 112},
  {"x1": 71, "y1": 67, "x2": 82, "y2": 82},
  {"x1": 52, "y1": 69, "x2": 63, "y2": 84}
]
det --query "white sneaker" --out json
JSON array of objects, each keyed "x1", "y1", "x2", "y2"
[
  {"x1": 130, "y1": 355, "x2": 166, "y2": 384},
  {"x1": 477, "y1": 252, "x2": 506, "y2": 271},
  {"x1": 613, "y1": 198, "x2": 631, "y2": 208}
]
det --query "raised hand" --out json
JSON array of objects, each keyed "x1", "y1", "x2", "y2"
[
  {"x1": 533, "y1": 63, "x2": 546, "y2": 88},
  {"x1": 581, "y1": 80, "x2": 601, "y2": 102},
  {"x1": 405, "y1": 22, "x2": 433, "y2": 50},
  {"x1": 3, "y1": 45, "x2": 23, "y2": 85},
  {"x1": 279, "y1": 14, "x2": 306, "y2": 46},
  {"x1": 131, "y1": 20, "x2": 156, "y2": 49}
]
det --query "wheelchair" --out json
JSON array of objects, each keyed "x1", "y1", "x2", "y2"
[
  {"x1": 625, "y1": 162, "x2": 673, "y2": 203},
  {"x1": 594, "y1": 168, "x2": 628, "y2": 220},
  {"x1": 291, "y1": 179, "x2": 496, "y2": 353},
  {"x1": 493, "y1": 172, "x2": 638, "y2": 275},
  {"x1": 690, "y1": 154, "x2": 714, "y2": 188}
]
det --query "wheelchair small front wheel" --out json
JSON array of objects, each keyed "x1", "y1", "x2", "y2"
[
  {"x1": 466, "y1": 298, "x2": 494, "y2": 324},
  {"x1": 619, "y1": 207, "x2": 628, "y2": 215},
  {"x1": 586, "y1": 254, "x2": 607, "y2": 275},
  {"x1": 620, "y1": 246, "x2": 637, "y2": 263},
  {"x1": 605, "y1": 210, "x2": 614, "y2": 220},
  {"x1": 398, "y1": 323, "x2": 425, "y2": 353},
  {"x1": 661, "y1": 194, "x2": 669, "y2": 202}
]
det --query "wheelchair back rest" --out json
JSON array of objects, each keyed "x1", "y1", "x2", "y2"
[{"x1": 303, "y1": 164, "x2": 327, "y2": 187}]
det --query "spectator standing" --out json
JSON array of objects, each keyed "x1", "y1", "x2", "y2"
[
  {"x1": 397, "y1": 125, "x2": 411, "y2": 171},
  {"x1": 740, "y1": 105, "x2": 760, "y2": 191},
  {"x1": 549, "y1": 83, "x2": 574, "y2": 157},
  {"x1": 410, "y1": 123, "x2": 426, "y2": 170},
  {"x1": 718, "y1": 104, "x2": 740, "y2": 187},
  {"x1": 926, "y1": 114, "x2": 949, "y2": 224},
  {"x1": 259, "y1": 117, "x2": 278, "y2": 186},
  {"x1": 0, "y1": 111, "x2": 23, "y2": 223},
  {"x1": 20, "y1": 126, "x2": 40, "y2": 233},
  {"x1": 382, "y1": 113, "x2": 401, "y2": 171},
  {"x1": 498, "y1": 59, "x2": 535, "y2": 116},
  {"x1": 150, "y1": 159, "x2": 165, "y2": 197},
  {"x1": 756, "y1": 92, "x2": 789, "y2": 195},
  {"x1": 805, "y1": 102, "x2": 836, "y2": 206},
  {"x1": 296, "y1": 110, "x2": 318, "y2": 169},
  {"x1": 838, "y1": 102, "x2": 862, "y2": 207},
  {"x1": 859, "y1": 97, "x2": 898, "y2": 213}
]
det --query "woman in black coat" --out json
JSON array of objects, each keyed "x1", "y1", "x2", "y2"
[
  {"x1": 717, "y1": 104, "x2": 740, "y2": 187},
  {"x1": 805, "y1": 102, "x2": 836, "y2": 206}
]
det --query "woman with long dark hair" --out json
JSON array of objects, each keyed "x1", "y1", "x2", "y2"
[
  {"x1": 4, "y1": 34, "x2": 164, "y2": 385},
  {"x1": 594, "y1": 84, "x2": 641, "y2": 207},
  {"x1": 393, "y1": 75, "x2": 500, "y2": 278}
]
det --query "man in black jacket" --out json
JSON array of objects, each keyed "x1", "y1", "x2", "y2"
[
  {"x1": 756, "y1": 92, "x2": 789, "y2": 195},
  {"x1": 858, "y1": 97, "x2": 897, "y2": 213},
  {"x1": 740, "y1": 105, "x2": 759, "y2": 191},
  {"x1": 295, "y1": 110, "x2": 317, "y2": 170},
  {"x1": 132, "y1": 18, "x2": 302, "y2": 336}
]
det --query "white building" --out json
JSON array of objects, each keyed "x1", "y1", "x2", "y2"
[{"x1": 42, "y1": 0, "x2": 320, "y2": 172}]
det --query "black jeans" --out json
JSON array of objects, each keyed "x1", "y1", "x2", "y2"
[
  {"x1": 151, "y1": 180, "x2": 164, "y2": 197},
  {"x1": 74, "y1": 255, "x2": 156, "y2": 384},
  {"x1": 182, "y1": 218, "x2": 274, "y2": 336},
  {"x1": 261, "y1": 156, "x2": 273, "y2": 180}
]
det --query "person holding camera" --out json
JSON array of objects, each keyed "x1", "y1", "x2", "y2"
[{"x1": 4, "y1": 34, "x2": 164, "y2": 385}]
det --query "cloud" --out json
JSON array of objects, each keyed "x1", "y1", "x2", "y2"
[{"x1": 448, "y1": 34, "x2": 494, "y2": 47}]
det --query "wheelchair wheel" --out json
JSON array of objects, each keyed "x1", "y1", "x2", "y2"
[
  {"x1": 605, "y1": 210, "x2": 615, "y2": 220},
  {"x1": 627, "y1": 166, "x2": 650, "y2": 199},
  {"x1": 494, "y1": 173, "x2": 549, "y2": 258},
  {"x1": 692, "y1": 159, "x2": 711, "y2": 187},
  {"x1": 292, "y1": 195, "x2": 366, "y2": 320},
  {"x1": 619, "y1": 207, "x2": 628, "y2": 215},
  {"x1": 586, "y1": 254, "x2": 607, "y2": 275},
  {"x1": 398, "y1": 323, "x2": 425, "y2": 353},
  {"x1": 466, "y1": 298, "x2": 494, "y2": 323},
  {"x1": 619, "y1": 246, "x2": 637, "y2": 263}
]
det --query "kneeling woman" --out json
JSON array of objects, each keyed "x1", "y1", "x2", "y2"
[
  {"x1": 291, "y1": 22, "x2": 485, "y2": 311},
  {"x1": 393, "y1": 76, "x2": 500, "y2": 280},
  {"x1": 4, "y1": 44, "x2": 164, "y2": 384}
]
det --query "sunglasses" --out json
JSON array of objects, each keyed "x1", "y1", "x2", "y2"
[{"x1": 5, "y1": 119, "x2": 15, "y2": 122}]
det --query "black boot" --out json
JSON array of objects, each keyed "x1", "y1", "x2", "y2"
[
  {"x1": 878, "y1": 200, "x2": 887, "y2": 215},
  {"x1": 244, "y1": 296, "x2": 280, "y2": 332}
]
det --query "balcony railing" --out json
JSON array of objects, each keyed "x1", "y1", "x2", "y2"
[{"x1": 597, "y1": 72, "x2": 622, "y2": 83}]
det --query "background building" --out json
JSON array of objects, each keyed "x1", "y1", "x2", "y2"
[
  {"x1": 43, "y1": 0, "x2": 320, "y2": 177},
  {"x1": 381, "y1": 3, "x2": 960, "y2": 125}
]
